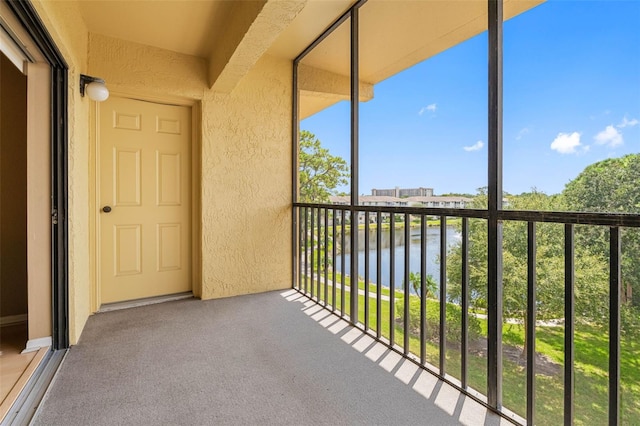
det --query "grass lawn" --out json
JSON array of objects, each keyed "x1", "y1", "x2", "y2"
[{"x1": 299, "y1": 274, "x2": 640, "y2": 425}]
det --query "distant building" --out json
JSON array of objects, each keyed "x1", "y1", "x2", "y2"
[
  {"x1": 328, "y1": 194, "x2": 471, "y2": 226},
  {"x1": 359, "y1": 195, "x2": 408, "y2": 207},
  {"x1": 328, "y1": 195, "x2": 350, "y2": 205},
  {"x1": 405, "y1": 196, "x2": 472, "y2": 209},
  {"x1": 399, "y1": 187, "x2": 433, "y2": 197},
  {"x1": 371, "y1": 186, "x2": 434, "y2": 197},
  {"x1": 328, "y1": 194, "x2": 470, "y2": 209}
]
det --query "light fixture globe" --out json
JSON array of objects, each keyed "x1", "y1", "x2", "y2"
[
  {"x1": 79, "y1": 74, "x2": 110, "y2": 102},
  {"x1": 86, "y1": 81, "x2": 109, "y2": 101}
]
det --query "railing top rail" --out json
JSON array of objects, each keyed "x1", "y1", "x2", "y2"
[
  {"x1": 293, "y1": 202, "x2": 489, "y2": 219},
  {"x1": 500, "y1": 209, "x2": 640, "y2": 227},
  {"x1": 293, "y1": 203, "x2": 640, "y2": 227}
]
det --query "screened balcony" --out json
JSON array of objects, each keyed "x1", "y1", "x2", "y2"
[
  {"x1": 292, "y1": 1, "x2": 640, "y2": 425},
  {"x1": 5, "y1": 0, "x2": 637, "y2": 425}
]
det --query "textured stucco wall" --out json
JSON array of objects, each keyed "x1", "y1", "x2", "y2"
[
  {"x1": 88, "y1": 34, "x2": 293, "y2": 300},
  {"x1": 200, "y1": 54, "x2": 293, "y2": 299},
  {"x1": 87, "y1": 34, "x2": 208, "y2": 100},
  {"x1": 31, "y1": 0, "x2": 90, "y2": 345}
]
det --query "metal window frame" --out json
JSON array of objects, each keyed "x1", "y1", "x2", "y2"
[{"x1": 487, "y1": 0, "x2": 503, "y2": 409}]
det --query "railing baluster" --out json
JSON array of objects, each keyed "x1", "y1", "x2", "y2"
[
  {"x1": 298, "y1": 207, "x2": 303, "y2": 290},
  {"x1": 527, "y1": 221, "x2": 537, "y2": 425},
  {"x1": 461, "y1": 217, "x2": 469, "y2": 388},
  {"x1": 420, "y1": 214, "x2": 427, "y2": 365},
  {"x1": 390, "y1": 213, "x2": 396, "y2": 346},
  {"x1": 609, "y1": 226, "x2": 621, "y2": 426},
  {"x1": 341, "y1": 209, "x2": 346, "y2": 317},
  {"x1": 350, "y1": 209, "x2": 359, "y2": 324},
  {"x1": 332, "y1": 209, "x2": 337, "y2": 312},
  {"x1": 317, "y1": 208, "x2": 322, "y2": 300},
  {"x1": 293, "y1": 206, "x2": 298, "y2": 290},
  {"x1": 564, "y1": 223, "x2": 575, "y2": 426},
  {"x1": 324, "y1": 208, "x2": 329, "y2": 307},
  {"x1": 404, "y1": 213, "x2": 411, "y2": 355},
  {"x1": 365, "y1": 211, "x2": 370, "y2": 331},
  {"x1": 377, "y1": 211, "x2": 382, "y2": 339},
  {"x1": 304, "y1": 207, "x2": 308, "y2": 294},
  {"x1": 310, "y1": 207, "x2": 315, "y2": 299},
  {"x1": 440, "y1": 215, "x2": 447, "y2": 375}
]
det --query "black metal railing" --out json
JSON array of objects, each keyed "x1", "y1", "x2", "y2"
[{"x1": 292, "y1": 202, "x2": 640, "y2": 425}]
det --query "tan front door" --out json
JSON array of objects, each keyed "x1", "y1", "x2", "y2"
[{"x1": 98, "y1": 96, "x2": 191, "y2": 304}]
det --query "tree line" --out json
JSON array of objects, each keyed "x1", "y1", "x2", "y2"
[
  {"x1": 447, "y1": 154, "x2": 640, "y2": 343},
  {"x1": 299, "y1": 130, "x2": 640, "y2": 339}
]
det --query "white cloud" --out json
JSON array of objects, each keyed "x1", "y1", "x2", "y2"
[
  {"x1": 618, "y1": 116, "x2": 639, "y2": 128},
  {"x1": 463, "y1": 140, "x2": 484, "y2": 152},
  {"x1": 418, "y1": 103, "x2": 437, "y2": 116},
  {"x1": 516, "y1": 127, "x2": 530, "y2": 140},
  {"x1": 594, "y1": 125, "x2": 623, "y2": 147},
  {"x1": 550, "y1": 132, "x2": 582, "y2": 154}
]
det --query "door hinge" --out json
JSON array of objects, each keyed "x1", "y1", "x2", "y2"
[{"x1": 52, "y1": 208, "x2": 58, "y2": 225}]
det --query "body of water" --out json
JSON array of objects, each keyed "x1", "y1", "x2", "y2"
[{"x1": 334, "y1": 225, "x2": 461, "y2": 293}]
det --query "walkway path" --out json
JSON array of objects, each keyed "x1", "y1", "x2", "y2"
[{"x1": 306, "y1": 274, "x2": 391, "y2": 301}]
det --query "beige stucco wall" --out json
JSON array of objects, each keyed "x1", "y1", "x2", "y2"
[
  {"x1": 23, "y1": 6, "x2": 293, "y2": 344},
  {"x1": 200, "y1": 54, "x2": 293, "y2": 299},
  {"x1": 88, "y1": 33, "x2": 293, "y2": 301}
]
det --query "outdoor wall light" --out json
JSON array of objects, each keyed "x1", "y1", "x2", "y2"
[{"x1": 80, "y1": 74, "x2": 109, "y2": 101}]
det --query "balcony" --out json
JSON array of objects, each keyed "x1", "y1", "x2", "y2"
[{"x1": 31, "y1": 290, "x2": 506, "y2": 425}]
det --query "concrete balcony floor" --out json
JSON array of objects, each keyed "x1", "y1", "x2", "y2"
[{"x1": 32, "y1": 290, "x2": 509, "y2": 425}]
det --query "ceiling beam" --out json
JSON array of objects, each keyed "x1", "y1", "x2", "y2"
[
  {"x1": 208, "y1": 0, "x2": 307, "y2": 92},
  {"x1": 297, "y1": 63, "x2": 373, "y2": 119}
]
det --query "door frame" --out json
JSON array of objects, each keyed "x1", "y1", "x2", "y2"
[
  {"x1": 6, "y1": 0, "x2": 69, "y2": 350},
  {"x1": 90, "y1": 92, "x2": 202, "y2": 311}
]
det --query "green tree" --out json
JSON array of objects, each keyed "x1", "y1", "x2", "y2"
[
  {"x1": 448, "y1": 190, "x2": 610, "y2": 355},
  {"x1": 298, "y1": 130, "x2": 349, "y2": 203},
  {"x1": 407, "y1": 272, "x2": 437, "y2": 298},
  {"x1": 563, "y1": 154, "x2": 640, "y2": 308}
]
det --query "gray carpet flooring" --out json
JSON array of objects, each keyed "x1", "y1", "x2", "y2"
[{"x1": 32, "y1": 290, "x2": 507, "y2": 425}]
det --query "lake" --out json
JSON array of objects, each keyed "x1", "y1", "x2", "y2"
[{"x1": 334, "y1": 225, "x2": 461, "y2": 292}]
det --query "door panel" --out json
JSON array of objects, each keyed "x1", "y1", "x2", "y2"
[
  {"x1": 157, "y1": 152, "x2": 181, "y2": 205},
  {"x1": 99, "y1": 96, "x2": 191, "y2": 304},
  {"x1": 115, "y1": 149, "x2": 141, "y2": 206}
]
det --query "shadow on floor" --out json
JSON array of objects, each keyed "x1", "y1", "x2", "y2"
[{"x1": 32, "y1": 290, "x2": 511, "y2": 425}]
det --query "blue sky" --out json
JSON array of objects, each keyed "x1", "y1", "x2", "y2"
[{"x1": 300, "y1": 0, "x2": 640, "y2": 196}]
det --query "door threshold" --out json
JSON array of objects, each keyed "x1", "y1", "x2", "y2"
[
  {"x1": 98, "y1": 292, "x2": 194, "y2": 313},
  {"x1": 0, "y1": 347, "x2": 48, "y2": 422},
  {"x1": 0, "y1": 349, "x2": 65, "y2": 426}
]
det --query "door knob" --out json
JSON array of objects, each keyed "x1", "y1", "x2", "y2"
[{"x1": 102, "y1": 206, "x2": 112, "y2": 213}]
